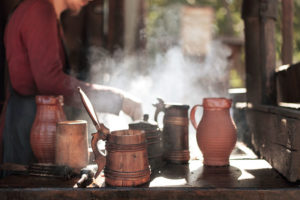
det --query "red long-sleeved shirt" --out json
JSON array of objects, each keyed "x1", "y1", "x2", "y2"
[
  {"x1": 3, "y1": 0, "x2": 123, "y2": 110},
  {"x1": 5, "y1": 0, "x2": 77, "y2": 97}
]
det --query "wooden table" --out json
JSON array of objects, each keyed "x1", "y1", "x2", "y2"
[{"x1": 1, "y1": 144, "x2": 300, "y2": 200}]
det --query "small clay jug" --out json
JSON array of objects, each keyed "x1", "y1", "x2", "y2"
[
  {"x1": 190, "y1": 98, "x2": 237, "y2": 166},
  {"x1": 30, "y1": 96, "x2": 66, "y2": 163}
]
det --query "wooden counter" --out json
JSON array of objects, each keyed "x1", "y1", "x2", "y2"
[{"x1": 1, "y1": 144, "x2": 300, "y2": 199}]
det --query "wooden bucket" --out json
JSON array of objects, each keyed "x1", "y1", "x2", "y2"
[{"x1": 104, "y1": 129, "x2": 150, "y2": 187}]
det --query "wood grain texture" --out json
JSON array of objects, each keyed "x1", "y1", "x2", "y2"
[
  {"x1": 247, "y1": 105, "x2": 300, "y2": 182},
  {"x1": 281, "y1": 0, "x2": 294, "y2": 65}
]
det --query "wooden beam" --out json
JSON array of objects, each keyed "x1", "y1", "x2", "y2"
[
  {"x1": 281, "y1": 0, "x2": 294, "y2": 65},
  {"x1": 242, "y1": 0, "x2": 278, "y2": 105},
  {"x1": 84, "y1": 0, "x2": 105, "y2": 47},
  {"x1": 242, "y1": 0, "x2": 262, "y2": 104},
  {"x1": 108, "y1": 0, "x2": 125, "y2": 53}
]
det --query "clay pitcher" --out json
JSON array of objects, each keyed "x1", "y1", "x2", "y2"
[
  {"x1": 190, "y1": 98, "x2": 237, "y2": 166},
  {"x1": 30, "y1": 95, "x2": 66, "y2": 163}
]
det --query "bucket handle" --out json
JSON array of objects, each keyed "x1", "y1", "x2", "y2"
[
  {"x1": 190, "y1": 104, "x2": 203, "y2": 130},
  {"x1": 91, "y1": 123, "x2": 110, "y2": 178},
  {"x1": 77, "y1": 87, "x2": 110, "y2": 178}
]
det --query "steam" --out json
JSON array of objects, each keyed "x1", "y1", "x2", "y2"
[
  {"x1": 89, "y1": 40, "x2": 231, "y2": 119},
  {"x1": 87, "y1": 41, "x2": 231, "y2": 158},
  {"x1": 83, "y1": 3, "x2": 232, "y2": 158}
]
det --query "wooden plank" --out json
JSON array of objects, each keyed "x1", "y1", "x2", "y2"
[
  {"x1": 247, "y1": 105, "x2": 300, "y2": 182},
  {"x1": 0, "y1": 159, "x2": 297, "y2": 189},
  {"x1": 281, "y1": 0, "x2": 294, "y2": 65},
  {"x1": 1, "y1": 188, "x2": 300, "y2": 200},
  {"x1": 276, "y1": 63, "x2": 300, "y2": 103}
]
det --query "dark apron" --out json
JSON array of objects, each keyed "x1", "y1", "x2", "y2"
[
  {"x1": 2, "y1": 87, "x2": 37, "y2": 165},
  {"x1": 1, "y1": 0, "x2": 38, "y2": 178}
]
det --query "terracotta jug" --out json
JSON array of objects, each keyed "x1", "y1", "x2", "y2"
[
  {"x1": 30, "y1": 96, "x2": 66, "y2": 163},
  {"x1": 190, "y1": 98, "x2": 237, "y2": 166}
]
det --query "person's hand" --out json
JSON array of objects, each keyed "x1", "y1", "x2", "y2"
[{"x1": 122, "y1": 93, "x2": 143, "y2": 121}]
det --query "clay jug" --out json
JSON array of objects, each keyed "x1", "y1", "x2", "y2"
[
  {"x1": 190, "y1": 98, "x2": 237, "y2": 166},
  {"x1": 30, "y1": 96, "x2": 66, "y2": 163}
]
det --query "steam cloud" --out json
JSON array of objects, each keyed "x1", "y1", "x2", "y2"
[
  {"x1": 82, "y1": 3, "x2": 232, "y2": 158},
  {"x1": 87, "y1": 41, "x2": 231, "y2": 158},
  {"x1": 89, "y1": 40, "x2": 231, "y2": 119}
]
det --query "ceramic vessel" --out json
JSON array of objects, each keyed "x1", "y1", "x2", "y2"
[
  {"x1": 30, "y1": 95, "x2": 66, "y2": 163},
  {"x1": 190, "y1": 98, "x2": 237, "y2": 166}
]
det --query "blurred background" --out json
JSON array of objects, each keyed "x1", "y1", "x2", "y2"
[{"x1": 1, "y1": 0, "x2": 300, "y2": 151}]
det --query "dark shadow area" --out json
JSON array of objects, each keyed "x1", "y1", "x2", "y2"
[{"x1": 188, "y1": 165, "x2": 242, "y2": 188}]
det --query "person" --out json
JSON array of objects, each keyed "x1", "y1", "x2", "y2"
[{"x1": 0, "y1": 0, "x2": 143, "y2": 168}]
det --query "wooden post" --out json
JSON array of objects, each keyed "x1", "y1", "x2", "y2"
[
  {"x1": 242, "y1": 0, "x2": 277, "y2": 105},
  {"x1": 259, "y1": 0, "x2": 277, "y2": 105},
  {"x1": 84, "y1": 0, "x2": 105, "y2": 47},
  {"x1": 281, "y1": 0, "x2": 294, "y2": 65},
  {"x1": 135, "y1": 0, "x2": 146, "y2": 51},
  {"x1": 108, "y1": 0, "x2": 125, "y2": 53},
  {"x1": 242, "y1": 0, "x2": 261, "y2": 105}
]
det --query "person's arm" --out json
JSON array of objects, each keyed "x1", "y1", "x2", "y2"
[{"x1": 21, "y1": 2, "x2": 142, "y2": 119}]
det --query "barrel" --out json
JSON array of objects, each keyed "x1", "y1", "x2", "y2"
[{"x1": 105, "y1": 129, "x2": 150, "y2": 186}]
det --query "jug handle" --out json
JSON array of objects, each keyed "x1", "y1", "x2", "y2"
[
  {"x1": 91, "y1": 123, "x2": 110, "y2": 178},
  {"x1": 153, "y1": 98, "x2": 165, "y2": 122},
  {"x1": 190, "y1": 104, "x2": 203, "y2": 130}
]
